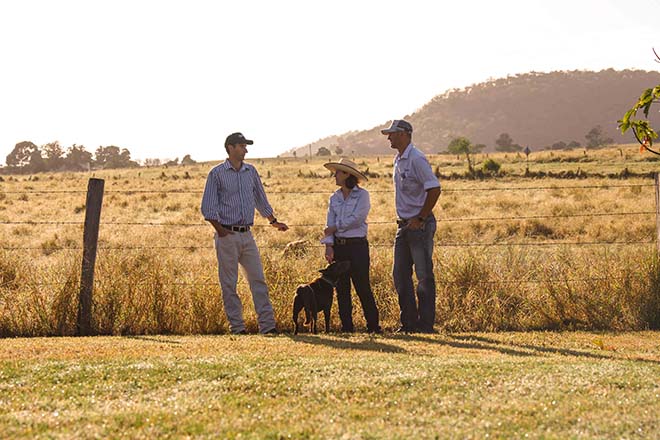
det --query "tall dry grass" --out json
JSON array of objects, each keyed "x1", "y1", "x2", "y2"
[{"x1": 1, "y1": 146, "x2": 659, "y2": 335}]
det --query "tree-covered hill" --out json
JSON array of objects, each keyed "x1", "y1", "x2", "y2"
[{"x1": 289, "y1": 69, "x2": 660, "y2": 156}]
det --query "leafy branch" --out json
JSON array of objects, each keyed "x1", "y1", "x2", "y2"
[{"x1": 618, "y1": 49, "x2": 660, "y2": 155}]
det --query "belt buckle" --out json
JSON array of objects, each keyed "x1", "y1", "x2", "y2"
[{"x1": 336, "y1": 237, "x2": 346, "y2": 245}]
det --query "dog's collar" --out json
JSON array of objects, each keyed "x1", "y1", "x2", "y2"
[{"x1": 320, "y1": 276, "x2": 338, "y2": 288}]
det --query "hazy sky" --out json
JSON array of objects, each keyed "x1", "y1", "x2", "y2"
[{"x1": 0, "y1": 0, "x2": 658, "y2": 164}]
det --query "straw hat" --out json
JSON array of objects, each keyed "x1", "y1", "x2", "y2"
[{"x1": 323, "y1": 158, "x2": 368, "y2": 181}]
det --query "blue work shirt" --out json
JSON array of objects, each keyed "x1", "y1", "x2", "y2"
[
  {"x1": 321, "y1": 186, "x2": 370, "y2": 245},
  {"x1": 393, "y1": 143, "x2": 441, "y2": 219}
]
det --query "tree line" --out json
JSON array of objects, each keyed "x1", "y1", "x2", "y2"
[
  {"x1": 445, "y1": 125, "x2": 613, "y2": 157},
  {"x1": 2, "y1": 141, "x2": 196, "y2": 174}
]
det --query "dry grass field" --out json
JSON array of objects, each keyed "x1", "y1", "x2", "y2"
[{"x1": 1, "y1": 145, "x2": 660, "y2": 335}]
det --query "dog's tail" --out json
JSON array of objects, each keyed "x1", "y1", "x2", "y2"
[{"x1": 302, "y1": 285, "x2": 318, "y2": 325}]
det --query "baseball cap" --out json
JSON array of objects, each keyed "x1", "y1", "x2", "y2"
[
  {"x1": 225, "y1": 132, "x2": 254, "y2": 146},
  {"x1": 380, "y1": 120, "x2": 413, "y2": 134}
]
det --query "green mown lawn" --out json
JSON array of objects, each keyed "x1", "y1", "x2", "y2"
[{"x1": 1, "y1": 332, "x2": 659, "y2": 439}]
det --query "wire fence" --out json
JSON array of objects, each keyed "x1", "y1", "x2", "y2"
[
  {"x1": 0, "y1": 210, "x2": 655, "y2": 227},
  {"x1": 0, "y1": 182, "x2": 654, "y2": 195},
  {"x1": 0, "y1": 181, "x2": 657, "y2": 252},
  {"x1": 5, "y1": 274, "x2": 639, "y2": 289},
  {"x1": 1, "y1": 239, "x2": 656, "y2": 252},
  {"x1": 2, "y1": 175, "x2": 657, "y2": 322}
]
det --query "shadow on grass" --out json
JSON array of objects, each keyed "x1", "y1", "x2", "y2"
[
  {"x1": 124, "y1": 335, "x2": 183, "y2": 345},
  {"x1": 387, "y1": 333, "x2": 535, "y2": 357},
  {"x1": 448, "y1": 334, "x2": 660, "y2": 365},
  {"x1": 288, "y1": 334, "x2": 407, "y2": 353}
]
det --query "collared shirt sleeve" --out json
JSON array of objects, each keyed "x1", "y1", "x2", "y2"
[
  {"x1": 336, "y1": 188, "x2": 370, "y2": 233},
  {"x1": 201, "y1": 169, "x2": 221, "y2": 222},
  {"x1": 321, "y1": 193, "x2": 338, "y2": 245},
  {"x1": 411, "y1": 154, "x2": 441, "y2": 192},
  {"x1": 251, "y1": 166, "x2": 274, "y2": 219}
]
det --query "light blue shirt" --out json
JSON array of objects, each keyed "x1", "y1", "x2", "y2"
[
  {"x1": 321, "y1": 186, "x2": 370, "y2": 245},
  {"x1": 200, "y1": 160, "x2": 273, "y2": 225},
  {"x1": 393, "y1": 143, "x2": 441, "y2": 219}
]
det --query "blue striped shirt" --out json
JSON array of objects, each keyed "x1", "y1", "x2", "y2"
[{"x1": 201, "y1": 160, "x2": 274, "y2": 225}]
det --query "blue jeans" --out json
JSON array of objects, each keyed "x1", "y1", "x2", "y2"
[{"x1": 393, "y1": 216, "x2": 436, "y2": 331}]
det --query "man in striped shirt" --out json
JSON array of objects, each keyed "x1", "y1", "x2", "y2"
[{"x1": 201, "y1": 132, "x2": 288, "y2": 335}]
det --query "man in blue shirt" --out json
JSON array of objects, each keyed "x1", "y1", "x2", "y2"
[
  {"x1": 201, "y1": 132, "x2": 288, "y2": 334},
  {"x1": 381, "y1": 120, "x2": 441, "y2": 333}
]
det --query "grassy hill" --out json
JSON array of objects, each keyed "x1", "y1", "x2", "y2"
[{"x1": 289, "y1": 69, "x2": 660, "y2": 156}]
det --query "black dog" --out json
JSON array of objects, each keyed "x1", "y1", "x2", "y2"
[{"x1": 293, "y1": 260, "x2": 351, "y2": 334}]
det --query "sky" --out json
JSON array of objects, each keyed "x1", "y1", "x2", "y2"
[{"x1": 0, "y1": 0, "x2": 659, "y2": 164}]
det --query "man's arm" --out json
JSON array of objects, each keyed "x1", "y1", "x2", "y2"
[
  {"x1": 419, "y1": 187, "x2": 441, "y2": 219},
  {"x1": 252, "y1": 166, "x2": 288, "y2": 231},
  {"x1": 201, "y1": 170, "x2": 232, "y2": 236},
  {"x1": 207, "y1": 219, "x2": 233, "y2": 237},
  {"x1": 407, "y1": 154, "x2": 441, "y2": 230},
  {"x1": 407, "y1": 187, "x2": 440, "y2": 230}
]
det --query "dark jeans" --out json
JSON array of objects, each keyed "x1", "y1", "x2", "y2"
[
  {"x1": 393, "y1": 216, "x2": 437, "y2": 332},
  {"x1": 334, "y1": 240, "x2": 381, "y2": 332}
]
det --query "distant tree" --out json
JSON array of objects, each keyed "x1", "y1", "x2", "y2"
[
  {"x1": 585, "y1": 125, "x2": 614, "y2": 149},
  {"x1": 181, "y1": 154, "x2": 196, "y2": 165},
  {"x1": 567, "y1": 141, "x2": 581, "y2": 149},
  {"x1": 6, "y1": 141, "x2": 38, "y2": 169},
  {"x1": 143, "y1": 158, "x2": 161, "y2": 167},
  {"x1": 94, "y1": 146, "x2": 138, "y2": 169},
  {"x1": 28, "y1": 149, "x2": 46, "y2": 173},
  {"x1": 495, "y1": 133, "x2": 513, "y2": 150},
  {"x1": 316, "y1": 147, "x2": 331, "y2": 156},
  {"x1": 551, "y1": 141, "x2": 567, "y2": 150},
  {"x1": 64, "y1": 145, "x2": 93, "y2": 171},
  {"x1": 164, "y1": 158, "x2": 179, "y2": 167},
  {"x1": 42, "y1": 141, "x2": 65, "y2": 170},
  {"x1": 447, "y1": 136, "x2": 482, "y2": 172},
  {"x1": 292, "y1": 151, "x2": 297, "y2": 158},
  {"x1": 495, "y1": 133, "x2": 523, "y2": 152},
  {"x1": 334, "y1": 146, "x2": 343, "y2": 155},
  {"x1": 619, "y1": 49, "x2": 660, "y2": 155}
]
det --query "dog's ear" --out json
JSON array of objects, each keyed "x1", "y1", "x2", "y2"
[{"x1": 319, "y1": 261, "x2": 336, "y2": 274}]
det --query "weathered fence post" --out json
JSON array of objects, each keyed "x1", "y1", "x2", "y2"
[
  {"x1": 655, "y1": 173, "x2": 660, "y2": 254},
  {"x1": 77, "y1": 178, "x2": 104, "y2": 336}
]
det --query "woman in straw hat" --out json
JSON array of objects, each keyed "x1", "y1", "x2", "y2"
[{"x1": 321, "y1": 158, "x2": 381, "y2": 333}]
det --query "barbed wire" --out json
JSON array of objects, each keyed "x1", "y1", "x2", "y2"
[
  {"x1": 1, "y1": 239, "x2": 654, "y2": 252},
  {"x1": 0, "y1": 210, "x2": 655, "y2": 228},
  {"x1": 0, "y1": 182, "x2": 653, "y2": 195},
  {"x1": 1, "y1": 275, "x2": 644, "y2": 288}
]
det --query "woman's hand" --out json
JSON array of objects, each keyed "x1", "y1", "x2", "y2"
[
  {"x1": 324, "y1": 245, "x2": 334, "y2": 264},
  {"x1": 324, "y1": 226, "x2": 337, "y2": 236}
]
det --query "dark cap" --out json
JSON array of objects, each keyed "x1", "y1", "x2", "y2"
[
  {"x1": 225, "y1": 132, "x2": 254, "y2": 146},
  {"x1": 380, "y1": 120, "x2": 413, "y2": 134}
]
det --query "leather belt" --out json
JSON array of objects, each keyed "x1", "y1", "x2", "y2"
[
  {"x1": 222, "y1": 225, "x2": 251, "y2": 232},
  {"x1": 335, "y1": 236, "x2": 367, "y2": 245},
  {"x1": 396, "y1": 219, "x2": 408, "y2": 227}
]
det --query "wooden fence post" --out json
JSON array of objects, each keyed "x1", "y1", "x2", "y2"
[
  {"x1": 655, "y1": 173, "x2": 660, "y2": 254},
  {"x1": 77, "y1": 178, "x2": 104, "y2": 336}
]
